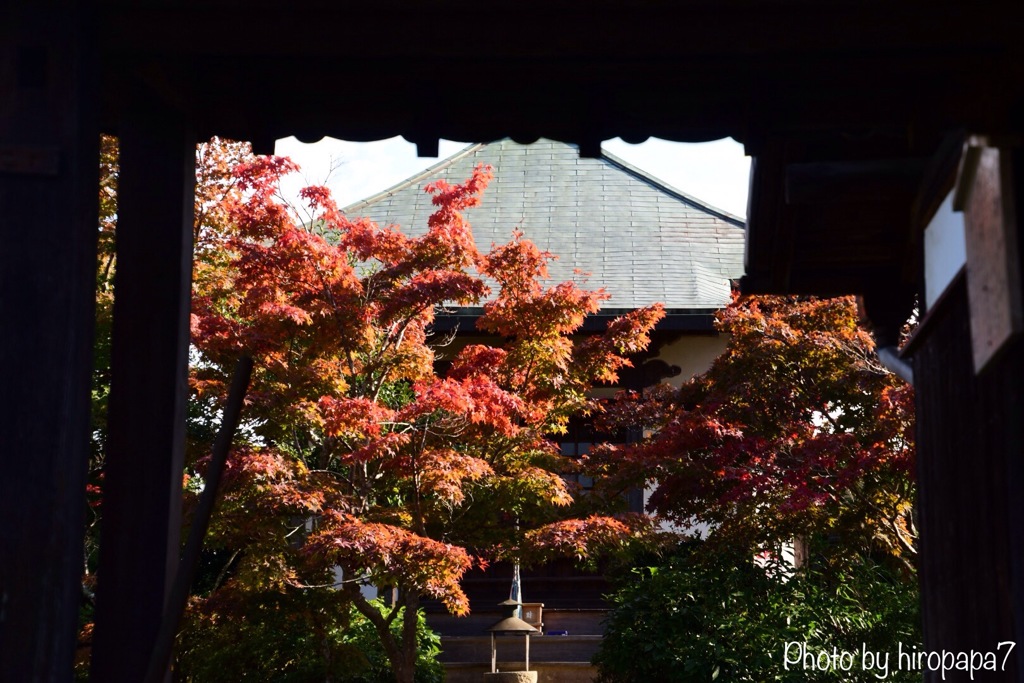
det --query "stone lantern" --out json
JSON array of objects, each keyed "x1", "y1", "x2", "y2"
[{"x1": 485, "y1": 599, "x2": 539, "y2": 682}]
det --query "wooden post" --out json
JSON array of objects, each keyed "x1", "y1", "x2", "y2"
[
  {"x1": 525, "y1": 634, "x2": 530, "y2": 671},
  {"x1": 491, "y1": 633, "x2": 497, "y2": 673},
  {"x1": 89, "y1": 92, "x2": 196, "y2": 682},
  {"x1": 911, "y1": 278, "x2": 1023, "y2": 681},
  {"x1": 0, "y1": 2, "x2": 99, "y2": 680}
]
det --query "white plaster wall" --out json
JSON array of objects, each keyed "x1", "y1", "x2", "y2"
[
  {"x1": 643, "y1": 333, "x2": 729, "y2": 533},
  {"x1": 653, "y1": 333, "x2": 730, "y2": 388}
]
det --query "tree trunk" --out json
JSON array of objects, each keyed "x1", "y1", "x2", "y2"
[
  {"x1": 349, "y1": 585, "x2": 420, "y2": 683},
  {"x1": 397, "y1": 593, "x2": 417, "y2": 683},
  {"x1": 392, "y1": 593, "x2": 420, "y2": 683}
]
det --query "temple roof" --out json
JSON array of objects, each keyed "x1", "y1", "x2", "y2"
[{"x1": 342, "y1": 139, "x2": 745, "y2": 311}]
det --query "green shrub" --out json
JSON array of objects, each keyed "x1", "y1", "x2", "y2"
[
  {"x1": 594, "y1": 545, "x2": 920, "y2": 682},
  {"x1": 176, "y1": 592, "x2": 444, "y2": 683}
]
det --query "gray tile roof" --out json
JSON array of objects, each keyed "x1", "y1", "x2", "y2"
[{"x1": 342, "y1": 139, "x2": 746, "y2": 311}]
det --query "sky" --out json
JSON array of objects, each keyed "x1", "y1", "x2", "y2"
[{"x1": 274, "y1": 136, "x2": 752, "y2": 219}]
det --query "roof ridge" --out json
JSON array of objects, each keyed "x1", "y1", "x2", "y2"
[
  {"x1": 598, "y1": 148, "x2": 746, "y2": 227},
  {"x1": 341, "y1": 141, "x2": 487, "y2": 214}
]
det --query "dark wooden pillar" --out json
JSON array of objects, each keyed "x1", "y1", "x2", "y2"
[
  {"x1": 0, "y1": 3, "x2": 99, "y2": 681},
  {"x1": 1006, "y1": 147, "x2": 1024, "y2": 683},
  {"x1": 89, "y1": 95, "x2": 195, "y2": 682},
  {"x1": 912, "y1": 277, "x2": 1021, "y2": 681},
  {"x1": 910, "y1": 145, "x2": 1024, "y2": 681}
]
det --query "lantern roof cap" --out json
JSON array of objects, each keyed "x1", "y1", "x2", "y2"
[{"x1": 488, "y1": 616, "x2": 539, "y2": 634}]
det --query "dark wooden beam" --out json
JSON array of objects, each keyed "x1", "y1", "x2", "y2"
[
  {"x1": 784, "y1": 159, "x2": 925, "y2": 205},
  {"x1": 89, "y1": 93, "x2": 196, "y2": 682},
  {"x1": 0, "y1": 3, "x2": 99, "y2": 680},
  {"x1": 94, "y1": 2, "x2": 1024, "y2": 147}
]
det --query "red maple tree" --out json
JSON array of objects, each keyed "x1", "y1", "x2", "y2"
[
  {"x1": 186, "y1": 154, "x2": 665, "y2": 682},
  {"x1": 584, "y1": 294, "x2": 916, "y2": 571}
]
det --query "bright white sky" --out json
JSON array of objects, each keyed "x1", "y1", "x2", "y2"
[{"x1": 274, "y1": 136, "x2": 751, "y2": 219}]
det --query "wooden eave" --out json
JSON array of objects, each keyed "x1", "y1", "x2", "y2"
[
  {"x1": 93, "y1": 0, "x2": 1024, "y2": 297},
  {"x1": 432, "y1": 309, "x2": 719, "y2": 334}
]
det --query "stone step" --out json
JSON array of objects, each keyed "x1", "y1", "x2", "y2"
[
  {"x1": 439, "y1": 635, "x2": 602, "y2": 663},
  {"x1": 457, "y1": 576, "x2": 610, "y2": 610},
  {"x1": 541, "y1": 610, "x2": 608, "y2": 635},
  {"x1": 428, "y1": 608, "x2": 608, "y2": 636},
  {"x1": 444, "y1": 662, "x2": 597, "y2": 683}
]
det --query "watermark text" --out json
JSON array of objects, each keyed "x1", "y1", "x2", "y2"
[{"x1": 782, "y1": 641, "x2": 1015, "y2": 680}]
